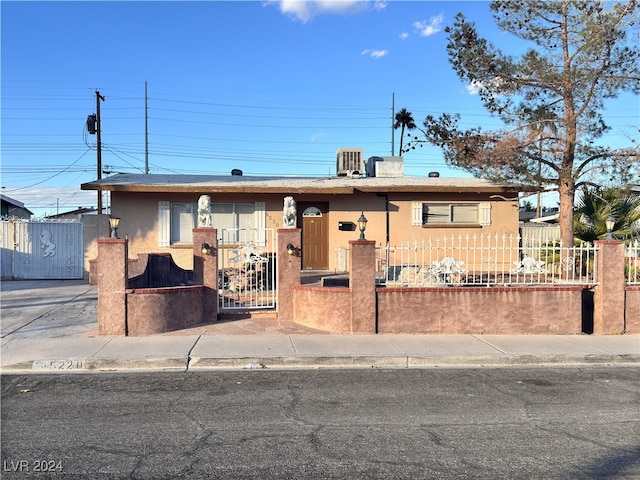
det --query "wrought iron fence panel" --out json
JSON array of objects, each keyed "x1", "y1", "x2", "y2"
[
  {"x1": 218, "y1": 228, "x2": 276, "y2": 310},
  {"x1": 376, "y1": 234, "x2": 598, "y2": 287},
  {"x1": 626, "y1": 239, "x2": 640, "y2": 285}
]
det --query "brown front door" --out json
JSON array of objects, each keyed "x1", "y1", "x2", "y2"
[{"x1": 299, "y1": 203, "x2": 328, "y2": 270}]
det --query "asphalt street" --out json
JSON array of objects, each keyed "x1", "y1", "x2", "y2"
[{"x1": 2, "y1": 367, "x2": 639, "y2": 479}]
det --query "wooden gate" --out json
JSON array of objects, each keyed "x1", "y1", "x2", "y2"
[{"x1": 0, "y1": 218, "x2": 84, "y2": 279}]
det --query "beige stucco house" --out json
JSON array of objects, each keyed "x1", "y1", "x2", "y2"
[{"x1": 81, "y1": 157, "x2": 524, "y2": 273}]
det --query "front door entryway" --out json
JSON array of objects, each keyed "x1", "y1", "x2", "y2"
[{"x1": 299, "y1": 203, "x2": 328, "y2": 270}]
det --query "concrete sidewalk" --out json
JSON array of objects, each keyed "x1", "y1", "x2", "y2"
[{"x1": 1, "y1": 280, "x2": 639, "y2": 372}]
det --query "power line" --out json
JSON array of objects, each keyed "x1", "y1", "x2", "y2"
[{"x1": 3, "y1": 148, "x2": 93, "y2": 191}]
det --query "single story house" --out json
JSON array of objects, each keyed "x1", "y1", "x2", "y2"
[
  {"x1": 81, "y1": 155, "x2": 526, "y2": 272},
  {"x1": 1, "y1": 194, "x2": 33, "y2": 219},
  {"x1": 46, "y1": 206, "x2": 99, "y2": 220}
]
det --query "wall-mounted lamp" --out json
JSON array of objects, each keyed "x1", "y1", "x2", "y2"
[
  {"x1": 357, "y1": 211, "x2": 368, "y2": 240},
  {"x1": 109, "y1": 217, "x2": 121, "y2": 238},
  {"x1": 286, "y1": 243, "x2": 297, "y2": 256},
  {"x1": 605, "y1": 216, "x2": 615, "y2": 240},
  {"x1": 201, "y1": 243, "x2": 214, "y2": 255}
]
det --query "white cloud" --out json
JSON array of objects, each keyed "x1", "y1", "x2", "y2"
[
  {"x1": 277, "y1": 0, "x2": 314, "y2": 22},
  {"x1": 399, "y1": 32, "x2": 409, "y2": 40},
  {"x1": 310, "y1": 132, "x2": 327, "y2": 142},
  {"x1": 361, "y1": 49, "x2": 389, "y2": 59},
  {"x1": 413, "y1": 13, "x2": 444, "y2": 37},
  {"x1": 466, "y1": 82, "x2": 483, "y2": 95},
  {"x1": 267, "y1": 0, "x2": 385, "y2": 23},
  {"x1": 466, "y1": 77, "x2": 504, "y2": 96}
]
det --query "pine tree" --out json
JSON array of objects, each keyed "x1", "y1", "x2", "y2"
[{"x1": 407, "y1": 0, "x2": 639, "y2": 247}]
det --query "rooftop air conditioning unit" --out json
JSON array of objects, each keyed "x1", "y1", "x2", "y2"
[{"x1": 336, "y1": 148, "x2": 364, "y2": 177}]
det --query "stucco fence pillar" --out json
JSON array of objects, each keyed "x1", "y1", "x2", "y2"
[
  {"x1": 192, "y1": 228, "x2": 219, "y2": 322},
  {"x1": 277, "y1": 228, "x2": 301, "y2": 321},
  {"x1": 97, "y1": 238, "x2": 128, "y2": 336},
  {"x1": 593, "y1": 240, "x2": 626, "y2": 334},
  {"x1": 291, "y1": 239, "x2": 376, "y2": 333},
  {"x1": 349, "y1": 240, "x2": 376, "y2": 333}
]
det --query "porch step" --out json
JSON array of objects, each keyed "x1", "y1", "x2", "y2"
[{"x1": 217, "y1": 311, "x2": 278, "y2": 321}]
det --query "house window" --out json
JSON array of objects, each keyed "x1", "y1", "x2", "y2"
[
  {"x1": 158, "y1": 201, "x2": 266, "y2": 247},
  {"x1": 170, "y1": 203, "x2": 197, "y2": 244},
  {"x1": 423, "y1": 204, "x2": 478, "y2": 224},
  {"x1": 213, "y1": 203, "x2": 255, "y2": 243},
  {"x1": 302, "y1": 206, "x2": 322, "y2": 217},
  {"x1": 412, "y1": 202, "x2": 491, "y2": 227}
]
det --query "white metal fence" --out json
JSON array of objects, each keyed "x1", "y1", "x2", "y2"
[
  {"x1": 520, "y1": 224, "x2": 561, "y2": 244},
  {"x1": 626, "y1": 239, "x2": 640, "y2": 285},
  {"x1": 218, "y1": 228, "x2": 276, "y2": 310},
  {"x1": 1, "y1": 218, "x2": 84, "y2": 279},
  {"x1": 376, "y1": 234, "x2": 599, "y2": 287}
]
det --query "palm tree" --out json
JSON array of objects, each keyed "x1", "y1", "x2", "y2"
[
  {"x1": 574, "y1": 186, "x2": 640, "y2": 243},
  {"x1": 393, "y1": 108, "x2": 416, "y2": 156}
]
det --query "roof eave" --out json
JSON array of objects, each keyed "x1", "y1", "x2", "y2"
[
  {"x1": 81, "y1": 182, "x2": 355, "y2": 195},
  {"x1": 354, "y1": 185, "x2": 523, "y2": 194}
]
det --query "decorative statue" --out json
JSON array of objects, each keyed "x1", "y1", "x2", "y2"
[
  {"x1": 283, "y1": 196, "x2": 297, "y2": 228},
  {"x1": 197, "y1": 195, "x2": 212, "y2": 227}
]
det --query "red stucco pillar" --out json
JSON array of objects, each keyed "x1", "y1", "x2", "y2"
[
  {"x1": 349, "y1": 240, "x2": 376, "y2": 333},
  {"x1": 97, "y1": 238, "x2": 128, "y2": 336},
  {"x1": 277, "y1": 228, "x2": 301, "y2": 321},
  {"x1": 193, "y1": 228, "x2": 218, "y2": 322},
  {"x1": 593, "y1": 240, "x2": 625, "y2": 334}
]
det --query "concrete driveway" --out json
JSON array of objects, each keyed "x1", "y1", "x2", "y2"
[{"x1": 0, "y1": 279, "x2": 97, "y2": 339}]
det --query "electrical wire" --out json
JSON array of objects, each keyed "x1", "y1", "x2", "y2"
[{"x1": 3, "y1": 148, "x2": 93, "y2": 192}]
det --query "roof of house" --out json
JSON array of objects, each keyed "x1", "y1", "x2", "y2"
[
  {"x1": 1, "y1": 194, "x2": 26, "y2": 208},
  {"x1": 81, "y1": 173, "x2": 527, "y2": 196},
  {"x1": 529, "y1": 213, "x2": 559, "y2": 224},
  {"x1": 45, "y1": 207, "x2": 98, "y2": 218},
  {"x1": 0, "y1": 194, "x2": 34, "y2": 215}
]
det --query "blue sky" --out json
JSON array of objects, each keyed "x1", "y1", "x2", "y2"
[{"x1": 2, "y1": 1, "x2": 638, "y2": 217}]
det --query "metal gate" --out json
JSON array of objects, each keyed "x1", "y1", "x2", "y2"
[
  {"x1": 218, "y1": 228, "x2": 276, "y2": 311},
  {"x1": 0, "y1": 218, "x2": 84, "y2": 279}
]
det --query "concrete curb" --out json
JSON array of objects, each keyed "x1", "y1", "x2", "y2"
[{"x1": 1, "y1": 353, "x2": 637, "y2": 373}]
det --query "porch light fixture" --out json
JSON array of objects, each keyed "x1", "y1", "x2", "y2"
[
  {"x1": 286, "y1": 243, "x2": 296, "y2": 256},
  {"x1": 201, "y1": 243, "x2": 213, "y2": 255},
  {"x1": 109, "y1": 217, "x2": 120, "y2": 238},
  {"x1": 357, "y1": 211, "x2": 368, "y2": 240},
  {"x1": 605, "y1": 216, "x2": 615, "y2": 240}
]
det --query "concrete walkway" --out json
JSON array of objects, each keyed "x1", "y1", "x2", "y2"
[{"x1": 1, "y1": 280, "x2": 639, "y2": 373}]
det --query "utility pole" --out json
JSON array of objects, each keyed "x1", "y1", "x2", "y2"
[
  {"x1": 95, "y1": 90, "x2": 105, "y2": 213},
  {"x1": 391, "y1": 92, "x2": 395, "y2": 156},
  {"x1": 144, "y1": 81, "x2": 149, "y2": 174}
]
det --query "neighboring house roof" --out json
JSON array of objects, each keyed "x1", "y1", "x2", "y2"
[
  {"x1": 81, "y1": 173, "x2": 527, "y2": 195},
  {"x1": 0, "y1": 193, "x2": 34, "y2": 217},
  {"x1": 45, "y1": 207, "x2": 98, "y2": 219},
  {"x1": 529, "y1": 213, "x2": 559, "y2": 224}
]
